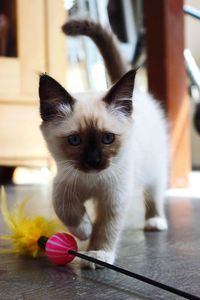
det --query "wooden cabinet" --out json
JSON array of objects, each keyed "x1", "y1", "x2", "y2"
[{"x1": 0, "y1": 0, "x2": 67, "y2": 167}]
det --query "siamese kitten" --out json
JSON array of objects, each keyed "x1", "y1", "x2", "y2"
[{"x1": 39, "y1": 20, "x2": 168, "y2": 269}]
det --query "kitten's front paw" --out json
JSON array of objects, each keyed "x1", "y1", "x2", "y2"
[
  {"x1": 68, "y1": 213, "x2": 92, "y2": 241},
  {"x1": 144, "y1": 216, "x2": 168, "y2": 231},
  {"x1": 80, "y1": 250, "x2": 115, "y2": 270}
]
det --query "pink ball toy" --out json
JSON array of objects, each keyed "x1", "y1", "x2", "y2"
[
  {"x1": 45, "y1": 232, "x2": 78, "y2": 265},
  {"x1": 38, "y1": 232, "x2": 197, "y2": 298}
]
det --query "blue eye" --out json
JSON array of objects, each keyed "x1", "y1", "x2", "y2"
[
  {"x1": 101, "y1": 132, "x2": 115, "y2": 144},
  {"x1": 68, "y1": 134, "x2": 81, "y2": 146}
]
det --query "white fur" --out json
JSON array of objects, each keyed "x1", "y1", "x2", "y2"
[
  {"x1": 79, "y1": 250, "x2": 115, "y2": 269},
  {"x1": 41, "y1": 88, "x2": 168, "y2": 269},
  {"x1": 68, "y1": 212, "x2": 92, "y2": 240},
  {"x1": 144, "y1": 217, "x2": 168, "y2": 231}
]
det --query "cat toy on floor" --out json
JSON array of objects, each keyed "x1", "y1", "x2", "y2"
[{"x1": 0, "y1": 188, "x2": 199, "y2": 300}]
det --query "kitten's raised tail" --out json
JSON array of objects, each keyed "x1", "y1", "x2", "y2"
[{"x1": 62, "y1": 19, "x2": 128, "y2": 84}]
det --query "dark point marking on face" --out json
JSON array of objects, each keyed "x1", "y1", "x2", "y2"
[
  {"x1": 59, "y1": 118, "x2": 121, "y2": 172},
  {"x1": 39, "y1": 72, "x2": 136, "y2": 173}
]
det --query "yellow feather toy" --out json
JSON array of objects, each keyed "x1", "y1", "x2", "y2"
[
  {"x1": 0, "y1": 187, "x2": 64, "y2": 257},
  {"x1": 0, "y1": 190, "x2": 198, "y2": 298}
]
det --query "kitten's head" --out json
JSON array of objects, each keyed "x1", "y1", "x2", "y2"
[{"x1": 39, "y1": 70, "x2": 136, "y2": 173}]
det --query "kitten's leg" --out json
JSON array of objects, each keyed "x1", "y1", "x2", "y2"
[
  {"x1": 53, "y1": 178, "x2": 92, "y2": 241},
  {"x1": 144, "y1": 183, "x2": 168, "y2": 231},
  {"x1": 81, "y1": 196, "x2": 126, "y2": 269},
  {"x1": 67, "y1": 211, "x2": 92, "y2": 241}
]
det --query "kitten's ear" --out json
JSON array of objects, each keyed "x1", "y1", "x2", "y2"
[
  {"x1": 103, "y1": 69, "x2": 137, "y2": 116},
  {"x1": 39, "y1": 74, "x2": 75, "y2": 121}
]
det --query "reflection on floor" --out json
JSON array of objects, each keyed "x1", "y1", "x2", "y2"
[
  {"x1": 167, "y1": 171, "x2": 200, "y2": 198},
  {"x1": 0, "y1": 184, "x2": 200, "y2": 300}
]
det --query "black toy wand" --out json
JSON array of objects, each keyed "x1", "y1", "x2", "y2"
[{"x1": 39, "y1": 233, "x2": 200, "y2": 300}]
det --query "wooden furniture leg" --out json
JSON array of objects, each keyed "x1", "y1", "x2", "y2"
[{"x1": 144, "y1": 0, "x2": 191, "y2": 187}]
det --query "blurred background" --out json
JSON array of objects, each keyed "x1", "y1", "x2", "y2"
[{"x1": 0, "y1": 0, "x2": 199, "y2": 193}]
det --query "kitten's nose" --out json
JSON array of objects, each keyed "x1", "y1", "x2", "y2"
[{"x1": 85, "y1": 150, "x2": 101, "y2": 168}]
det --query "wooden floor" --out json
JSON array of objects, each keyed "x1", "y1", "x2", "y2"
[{"x1": 0, "y1": 185, "x2": 200, "y2": 300}]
